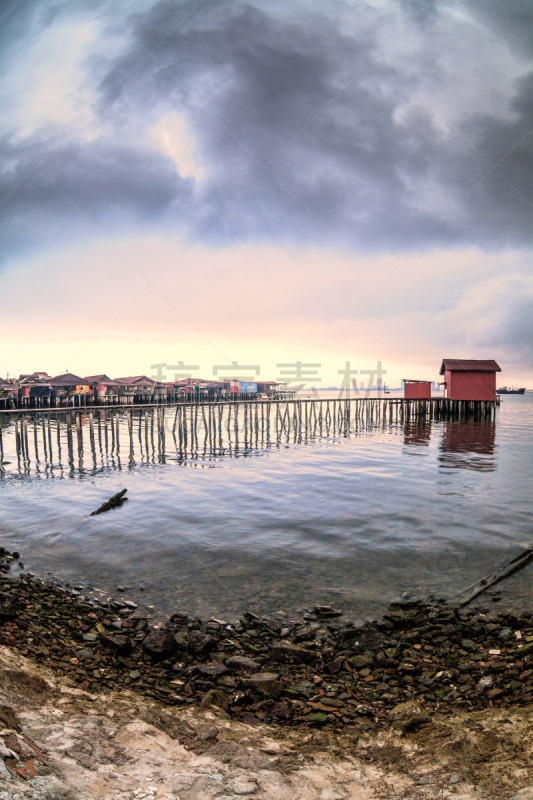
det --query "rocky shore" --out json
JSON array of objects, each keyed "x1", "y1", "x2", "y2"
[
  {"x1": 0, "y1": 547, "x2": 533, "y2": 798},
  {"x1": 0, "y1": 548, "x2": 531, "y2": 728}
]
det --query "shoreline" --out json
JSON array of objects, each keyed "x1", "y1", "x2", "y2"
[
  {"x1": 0, "y1": 548, "x2": 531, "y2": 727},
  {"x1": 0, "y1": 547, "x2": 533, "y2": 798}
]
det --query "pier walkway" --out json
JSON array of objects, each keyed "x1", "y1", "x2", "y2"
[{"x1": 0, "y1": 396, "x2": 498, "y2": 472}]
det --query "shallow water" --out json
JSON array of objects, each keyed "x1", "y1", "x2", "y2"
[{"x1": 0, "y1": 392, "x2": 531, "y2": 621}]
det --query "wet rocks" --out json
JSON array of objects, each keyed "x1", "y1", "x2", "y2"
[
  {"x1": 246, "y1": 673, "x2": 281, "y2": 697},
  {"x1": 142, "y1": 629, "x2": 178, "y2": 660},
  {"x1": 101, "y1": 634, "x2": 133, "y2": 655},
  {"x1": 0, "y1": 545, "x2": 531, "y2": 732},
  {"x1": 225, "y1": 656, "x2": 260, "y2": 673},
  {"x1": 188, "y1": 630, "x2": 217, "y2": 655},
  {"x1": 197, "y1": 662, "x2": 228, "y2": 679},
  {"x1": 269, "y1": 641, "x2": 315, "y2": 664}
]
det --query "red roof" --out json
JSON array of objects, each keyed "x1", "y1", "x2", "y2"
[
  {"x1": 50, "y1": 372, "x2": 87, "y2": 385},
  {"x1": 114, "y1": 376, "x2": 156, "y2": 385},
  {"x1": 85, "y1": 374, "x2": 121, "y2": 386},
  {"x1": 403, "y1": 379, "x2": 431, "y2": 384},
  {"x1": 439, "y1": 359, "x2": 501, "y2": 375}
]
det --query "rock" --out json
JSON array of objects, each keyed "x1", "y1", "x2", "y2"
[
  {"x1": 389, "y1": 701, "x2": 432, "y2": 733},
  {"x1": 225, "y1": 656, "x2": 260, "y2": 673},
  {"x1": 247, "y1": 673, "x2": 281, "y2": 697},
  {"x1": 314, "y1": 605, "x2": 343, "y2": 617},
  {"x1": 142, "y1": 629, "x2": 178, "y2": 660},
  {"x1": 173, "y1": 629, "x2": 189, "y2": 652},
  {"x1": 194, "y1": 724, "x2": 219, "y2": 742},
  {"x1": 338, "y1": 627, "x2": 361, "y2": 645},
  {"x1": 268, "y1": 700, "x2": 293, "y2": 720},
  {"x1": 0, "y1": 600, "x2": 16, "y2": 622},
  {"x1": 188, "y1": 630, "x2": 217, "y2": 655},
  {"x1": 198, "y1": 689, "x2": 228, "y2": 711},
  {"x1": 169, "y1": 611, "x2": 188, "y2": 626},
  {"x1": 510, "y1": 789, "x2": 533, "y2": 800},
  {"x1": 269, "y1": 641, "x2": 315, "y2": 664},
  {"x1": 230, "y1": 777, "x2": 259, "y2": 795},
  {"x1": 197, "y1": 662, "x2": 228, "y2": 679},
  {"x1": 349, "y1": 654, "x2": 373, "y2": 669},
  {"x1": 101, "y1": 634, "x2": 133, "y2": 655},
  {"x1": 0, "y1": 705, "x2": 20, "y2": 731},
  {"x1": 306, "y1": 712, "x2": 329, "y2": 725}
]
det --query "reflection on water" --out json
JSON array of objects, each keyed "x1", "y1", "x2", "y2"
[
  {"x1": 0, "y1": 395, "x2": 531, "y2": 620},
  {"x1": 439, "y1": 418, "x2": 496, "y2": 472},
  {"x1": 0, "y1": 400, "x2": 404, "y2": 481},
  {"x1": 403, "y1": 421, "x2": 432, "y2": 448}
]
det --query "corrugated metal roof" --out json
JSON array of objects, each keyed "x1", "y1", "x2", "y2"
[{"x1": 439, "y1": 359, "x2": 501, "y2": 375}]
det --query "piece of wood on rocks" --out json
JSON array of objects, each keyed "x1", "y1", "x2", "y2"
[
  {"x1": 89, "y1": 489, "x2": 128, "y2": 517},
  {"x1": 454, "y1": 544, "x2": 533, "y2": 608}
]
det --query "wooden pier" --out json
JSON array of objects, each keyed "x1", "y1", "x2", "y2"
[{"x1": 0, "y1": 397, "x2": 497, "y2": 476}]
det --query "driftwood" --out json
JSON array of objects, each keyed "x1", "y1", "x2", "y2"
[
  {"x1": 454, "y1": 544, "x2": 533, "y2": 608},
  {"x1": 90, "y1": 489, "x2": 128, "y2": 517}
]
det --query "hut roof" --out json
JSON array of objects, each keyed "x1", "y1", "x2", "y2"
[
  {"x1": 403, "y1": 379, "x2": 431, "y2": 383},
  {"x1": 114, "y1": 376, "x2": 156, "y2": 385},
  {"x1": 19, "y1": 372, "x2": 50, "y2": 383},
  {"x1": 85, "y1": 374, "x2": 120, "y2": 386},
  {"x1": 439, "y1": 359, "x2": 501, "y2": 375},
  {"x1": 50, "y1": 372, "x2": 87, "y2": 385}
]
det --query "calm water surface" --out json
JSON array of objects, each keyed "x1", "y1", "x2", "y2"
[{"x1": 0, "y1": 392, "x2": 531, "y2": 621}]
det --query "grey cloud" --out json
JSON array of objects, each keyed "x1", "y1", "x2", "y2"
[
  {"x1": 464, "y1": 0, "x2": 533, "y2": 59},
  {"x1": 0, "y1": 134, "x2": 188, "y2": 263},
  {"x1": 1, "y1": 0, "x2": 533, "y2": 266},
  {"x1": 96, "y1": 0, "x2": 533, "y2": 249},
  {"x1": 485, "y1": 295, "x2": 533, "y2": 370}
]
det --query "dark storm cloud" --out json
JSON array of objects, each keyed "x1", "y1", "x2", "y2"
[
  {"x1": 97, "y1": 0, "x2": 533, "y2": 248},
  {"x1": 0, "y1": 134, "x2": 189, "y2": 261},
  {"x1": 1, "y1": 0, "x2": 532, "y2": 266}
]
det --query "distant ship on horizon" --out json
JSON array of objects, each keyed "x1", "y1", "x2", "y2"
[{"x1": 497, "y1": 387, "x2": 526, "y2": 394}]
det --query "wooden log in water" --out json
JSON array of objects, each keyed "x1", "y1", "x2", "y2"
[
  {"x1": 454, "y1": 544, "x2": 533, "y2": 608},
  {"x1": 90, "y1": 488, "x2": 128, "y2": 516}
]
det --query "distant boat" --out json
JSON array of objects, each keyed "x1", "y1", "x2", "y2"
[{"x1": 497, "y1": 387, "x2": 526, "y2": 394}]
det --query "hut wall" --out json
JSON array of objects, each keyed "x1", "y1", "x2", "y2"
[
  {"x1": 445, "y1": 370, "x2": 496, "y2": 401},
  {"x1": 404, "y1": 382, "x2": 431, "y2": 399}
]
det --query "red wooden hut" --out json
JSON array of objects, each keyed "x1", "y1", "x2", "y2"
[
  {"x1": 439, "y1": 359, "x2": 501, "y2": 401},
  {"x1": 403, "y1": 379, "x2": 431, "y2": 399}
]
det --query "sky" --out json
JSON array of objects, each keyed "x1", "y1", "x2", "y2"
[{"x1": 1, "y1": 0, "x2": 532, "y2": 387}]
